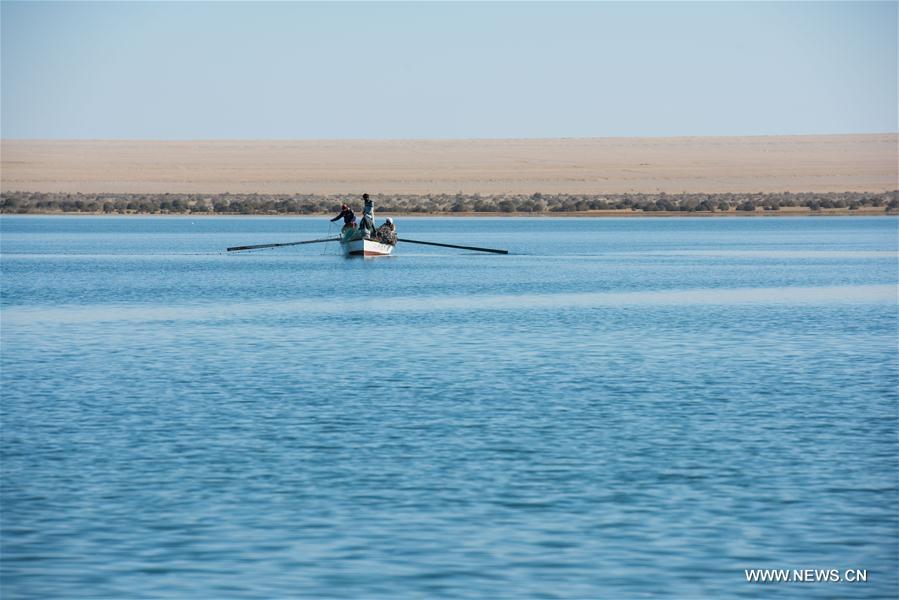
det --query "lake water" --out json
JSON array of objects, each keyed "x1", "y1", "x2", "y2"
[{"x1": 1, "y1": 216, "x2": 897, "y2": 599}]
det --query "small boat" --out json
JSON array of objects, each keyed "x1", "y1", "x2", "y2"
[
  {"x1": 337, "y1": 197, "x2": 396, "y2": 257},
  {"x1": 226, "y1": 227, "x2": 507, "y2": 256},
  {"x1": 339, "y1": 227, "x2": 395, "y2": 257},
  {"x1": 227, "y1": 208, "x2": 506, "y2": 256}
]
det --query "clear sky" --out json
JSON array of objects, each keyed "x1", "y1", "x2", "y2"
[{"x1": 1, "y1": 1, "x2": 896, "y2": 139}]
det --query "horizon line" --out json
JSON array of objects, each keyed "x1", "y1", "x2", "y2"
[{"x1": 3, "y1": 132, "x2": 898, "y2": 144}]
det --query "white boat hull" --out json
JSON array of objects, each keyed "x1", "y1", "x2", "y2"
[{"x1": 341, "y1": 238, "x2": 395, "y2": 257}]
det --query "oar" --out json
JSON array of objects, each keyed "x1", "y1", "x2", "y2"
[
  {"x1": 227, "y1": 237, "x2": 340, "y2": 252},
  {"x1": 398, "y1": 237, "x2": 508, "y2": 255}
]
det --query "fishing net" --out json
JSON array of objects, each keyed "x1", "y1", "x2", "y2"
[{"x1": 376, "y1": 226, "x2": 397, "y2": 245}]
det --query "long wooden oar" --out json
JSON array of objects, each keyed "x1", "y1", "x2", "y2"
[
  {"x1": 227, "y1": 237, "x2": 339, "y2": 252},
  {"x1": 398, "y1": 237, "x2": 508, "y2": 255}
]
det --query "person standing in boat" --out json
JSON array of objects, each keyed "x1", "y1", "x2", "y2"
[
  {"x1": 359, "y1": 193, "x2": 376, "y2": 238},
  {"x1": 330, "y1": 203, "x2": 356, "y2": 232}
]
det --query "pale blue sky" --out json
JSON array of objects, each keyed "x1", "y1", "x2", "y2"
[{"x1": 1, "y1": 1, "x2": 896, "y2": 139}]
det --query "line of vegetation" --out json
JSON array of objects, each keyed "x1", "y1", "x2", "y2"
[{"x1": 2, "y1": 190, "x2": 897, "y2": 215}]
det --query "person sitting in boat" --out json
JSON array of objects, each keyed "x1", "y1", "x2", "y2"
[
  {"x1": 376, "y1": 217, "x2": 397, "y2": 244},
  {"x1": 330, "y1": 203, "x2": 356, "y2": 232},
  {"x1": 359, "y1": 193, "x2": 376, "y2": 238}
]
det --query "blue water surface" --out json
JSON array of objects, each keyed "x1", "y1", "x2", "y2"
[{"x1": 1, "y1": 216, "x2": 897, "y2": 599}]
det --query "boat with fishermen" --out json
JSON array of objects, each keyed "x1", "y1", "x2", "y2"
[
  {"x1": 334, "y1": 193, "x2": 397, "y2": 257},
  {"x1": 225, "y1": 193, "x2": 506, "y2": 256},
  {"x1": 340, "y1": 228, "x2": 396, "y2": 257}
]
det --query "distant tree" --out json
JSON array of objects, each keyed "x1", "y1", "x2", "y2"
[
  {"x1": 474, "y1": 199, "x2": 494, "y2": 212},
  {"x1": 497, "y1": 199, "x2": 515, "y2": 212},
  {"x1": 655, "y1": 198, "x2": 676, "y2": 211},
  {"x1": 451, "y1": 199, "x2": 469, "y2": 212}
]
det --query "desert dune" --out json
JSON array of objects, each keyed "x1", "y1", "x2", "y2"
[{"x1": 1, "y1": 134, "x2": 896, "y2": 195}]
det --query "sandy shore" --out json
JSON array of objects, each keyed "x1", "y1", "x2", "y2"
[{"x1": 2, "y1": 134, "x2": 896, "y2": 195}]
